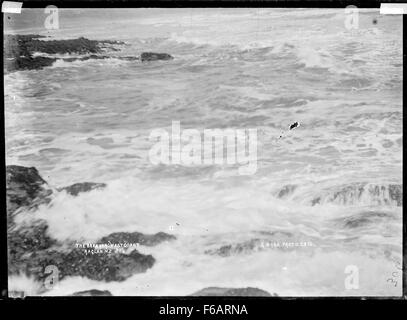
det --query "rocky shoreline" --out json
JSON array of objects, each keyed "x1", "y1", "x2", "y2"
[
  {"x1": 4, "y1": 34, "x2": 173, "y2": 73},
  {"x1": 7, "y1": 165, "x2": 175, "y2": 294},
  {"x1": 7, "y1": 165, "x2": 274, "y2": 297}
]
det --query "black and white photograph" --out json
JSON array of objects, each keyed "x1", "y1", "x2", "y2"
[{"x1": 3, "y1": 5, "x2": 403, "y2": 298}]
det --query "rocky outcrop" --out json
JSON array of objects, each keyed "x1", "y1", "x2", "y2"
[
  {"x1": 5, "y1": 35, "x2": 122, "y2": 56},
  {"x1": 4, "y1": 35, "x2": 173, "y2": 72},
  {"x1": 336, "y1": 210, "x2": 394, "y2": 229},
  {"x1": 190, "y1": 287, "x2": 274, "y2": 296},
  {"x1": 5, "y1": 56, "x2": 57, "y2": 72},
  {"x1": 18, "y1": 247, "x2": 155, "y2": 283},
  {"x1": 6, "y1": 165, "x2": 53, "y2": 222},
  {"x1": 6, "y1": 165, "x2": 176, "y2": 290},
  {"x1": 140, "y1": 52, "x2": 173, "y2": 62},
  {"x1": 4, "y1": 35, "x2": 124, "y2": 72},
  {"x1": 310, "y1": 183, "x2": 402, "y2": 207},
  {"x1": 59, "y1": 182, "x2": 107, "y2": 196},
  {"x1": 9, "y1": 224, "x2": 156, "y2": 284},
  {"x1": 8, "y1": 221, "x2": 56, "y2": 264},
  {"x1": 72, "y1": 289, "x2": 113, "y2": 296}
]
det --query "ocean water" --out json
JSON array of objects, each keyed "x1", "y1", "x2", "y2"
[{"x1": 5, "y1": 8, "x2": 403, "y2": 296}]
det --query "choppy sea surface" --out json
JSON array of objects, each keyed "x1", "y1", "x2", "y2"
[{"x1": 5, "y1": 9, "x2": 403, "y2": 296}]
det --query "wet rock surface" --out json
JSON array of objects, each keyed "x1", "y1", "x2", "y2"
[
  {"x1": 205, "y1": 239, "x2": 264, "y2": 257},
  {"x1": 4, "y1": 35, "x2": 122, "y2": 72},
  {"x1": 4, "y1": 34, "x2": 173, "y2": 72},
  {"x1": 277, "y1": 184, "x2": 297, "y2": 198},
  {"x1": 310, "y1": 183, "x2": 402, "y2": 207},
  {"x1": 59, "y1": 182, "x2": 107, "y2": 196},
  {"x1": 140, "y1": 52, "x2": 173, "y2": 62},
  {"x1": 6, "y1": 165, "x2": 175, "y2": 290},
  {"x1": 8, "y1": 228, "x2": 157, "y2": 284},
  {"x1": 20, "y1": 247, "x2": 155, "y2": 283},
  {"x1": 190, "y1": 287, "x2": 273, "y2": 296},
  {"x1": 100, "y1": 231, "x2": 176, "y2": 247},
  {"x1": 6, "y1": 165, "x2": 53, "y2": 220}
]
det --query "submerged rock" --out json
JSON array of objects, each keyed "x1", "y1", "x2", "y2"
[
  {"x1": 100, "y1": 231, "x2": 176, "y2": 247},
  {"x1": 59, "y1": 182, "x2": 107, "y2": 196},
  {"x1": 5, "y1": 56, "x2": 57, "y2": 72},
  {"x1": 72, "y1": 289, "x2": 113, "y2": 296},
  {"x1": 140, "y1": 52, "x2": 173, "y2": 62},
  {"x1": 310, "y1": 183, "x2": 402, "y2": 207},
  {"x1": 206, "y1": 231, "x2": 295, "y2": 257},
  {"x1": 8, "y1": 221, "x2": 56, "y2": 257},
  {"x1": 190, "y1": 287, "x2": 273, "y2": 296}
]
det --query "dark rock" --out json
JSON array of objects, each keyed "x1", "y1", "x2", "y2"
[
  {"x1": 8, "y1": 221, "x2": 57, "y2": 277},
  {"x1": 4, "y1": 35, "x2": 125, "y2": 72},
  {"x1": 5, "y1": 56, "x2": 57, "y2": 72},
  {"x1": 389, "y1": 184, "x2": 402, "y2": 206},
  {"x1": 119, "y1": 56, "x2": 141, "y2": 61},
  {"x1": 311, "y1": 197, "x2": 321, "y2": 206},
  {"x1": 59, "y1": 182, "x2": 107, "y2": 196},
  {"x1": 6, "y1": 35, "x2": 105, "y2": 56},
  {"x1": 190, "y1": 287, "x2": 273, "y2": 296},
  {"x1": 140, "y1": 52, "x2": 173, "y2": 62},
  {"x1": 100, "y1": 231, "x2": 176, "y2": 247},
  {"x1": 4, "y1": 34, "x2": 172, "y2": 71},
  {"x1": 277, "y1": 184, "x2": 297, "y2": 198},
  {"x1": 6, "y1": 165, "x2": 53, "y2": 220},
  {"x1": 310, "y1": 183, "x2": 402, "y2": 207},
  {"x1": 9, "y1": 224, "x2": 157, "y2": 283},
  {"x1": 6, "y1": 165, "x2": 160, "y2": 285},
  {"x1": 16, "y1": 247, "x2": 155, "y2": 283},
  {"x1": 72, "y1": 289, "x2": 112, "y2": 296}
]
